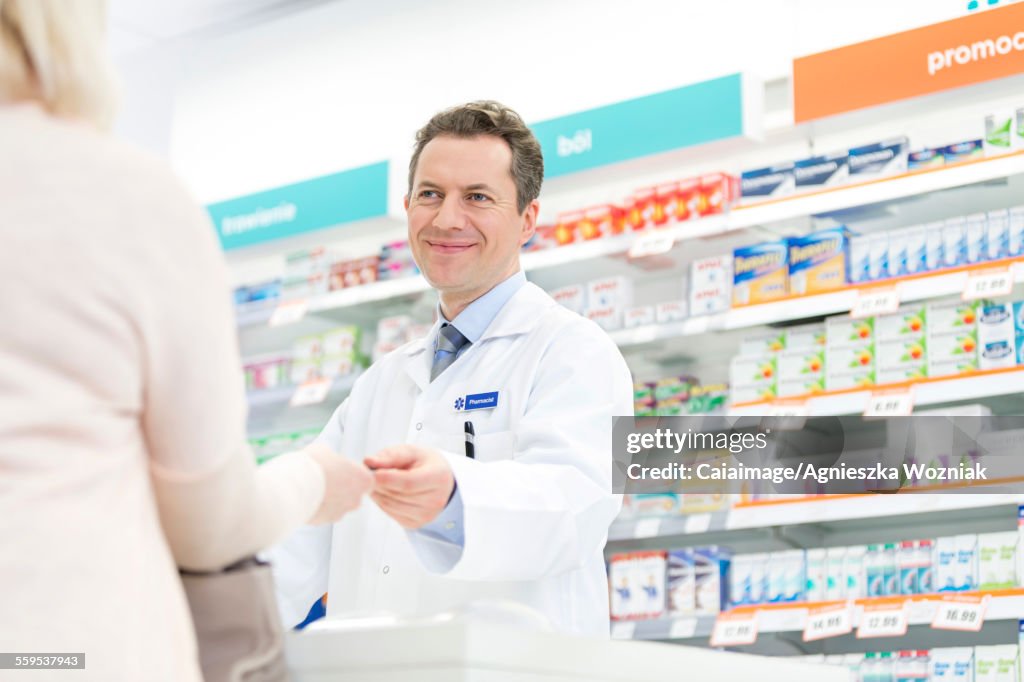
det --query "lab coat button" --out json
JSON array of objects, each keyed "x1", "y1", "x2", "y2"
[
  {"x1": 415, "y1": 423, "x2": 423, "y2": 431},
  {"x1": 382, "y1": 565, "x2": 390, "y2": 575}
]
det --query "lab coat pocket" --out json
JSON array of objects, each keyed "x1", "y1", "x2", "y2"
[{"x1": 471, "y1": 430, "x2": 516, "y2": 463}]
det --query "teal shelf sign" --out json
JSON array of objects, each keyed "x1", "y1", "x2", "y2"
[
  {"x1": 531, "y1": 74, "x2": 748, "y2": 179},
  {"x1": 208, "y1": 161, "x2": 389, "y2": 250}
]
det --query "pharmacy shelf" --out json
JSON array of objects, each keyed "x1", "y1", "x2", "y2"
[
  {"x1": 608, "y1": 494, "x2": 1024, "y2": 542},
  {"x1": 246, "y1": 370, "x2": 362, "y2": 410},
  {"x1": 619, "y1": 589, "x2": 1024, "y2": 642},
  {"x1": 236, "y1": 152, "x2": 1024, "y2": 330},
  {"x1": 611, "y1": 258, "x2": 1024, "y2": 349},
  {"x1": 728, "y1": 366, "x2": 1024, "y2": 416}
]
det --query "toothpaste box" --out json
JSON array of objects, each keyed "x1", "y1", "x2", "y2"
[
  {"x1": 550, "y1": 284, "x2": 587, "y2": 315},
  {"x1": 987, "y1": 209, "x2": 1010, "y2": 261},
  {"x1": 926, "y1": 221, "x2": 946, "y2": 270},
  {"x1": 977, "y1": 531, "x2": 1018, "y2": 590},
  {"x1": 966, "y1": 213, "x2": 988, "y2": 264},
  {"x1": 876, "y1": 305, "x2": 927, "y2": 341},
  {"x1": 740, "y1": 162, "x2": 795, "y2": 201},
  {"x1": 944, "y1": 217, "x2": 968, "y2": 268},
  {"x1": 694, "y1": 546, "x2": 731, "y2": 615},
  {"x1": 956, "y1": 534, "x2": 979, "y2": 592},
  {"x1": 667, "y1": 549, "x2": 696, "y2": 616},
  {"x1": 848, "y1": 137, "x2": 910, "y2": 178},
  {"x1": 869, "y1": 232, "x2": 890, "y2": 280},
  {"x1": 733, "y1": 240, "x2": 789, "y2": 306},
  {"x1": 805, "y1": 548, "x2": 827, "y2": 602},
  {"x1": 739, "y1": 330, "x2": 787, "y2": 355},
  {"x1": 624, "y1": 306, "x2": 656, "y2": 328},
  {"x1": 844, "y1": 545, "x2": 867, "y2": 599},
  {"x1": 849, "y1": 235, "x2": 871, "y2": 283},
  {"x1": 935, "y1": 536, "x2": 959, "y2": 592},
  {"x1": 1015, "y1": 302, "x2": 1024, "y2": 364},
  {"x1": 1011, "y1": 207, "x2": 1024, "y2": 257},
  {"x1": 930, "y1": 648, "x2": 975, "y2": 682},
  {"x1": 793, "y1": 151, "x2": 850, "y2": 190},
  {"x1": 943, "y1": 140, "x2": 984, "y2": 164},
  {"x1": 786, "y1": 323, "x2": 826, "y2": 350},
  {"x1": 908, "y1": 147, "x2": 946, "y2": 171},
  {"x1": 656, "y1": 301, "x2": 689, "y2": 324},
  {"x1": 825, "y1": 547, "x2": 846, "y2": 601},
  {"x1": 985, "y1": 110, "x2": 1015, "y2": 156},
  {"x1": 978, "y1": 304, "x2": 1018, "y2": 370},
  {"x1": 788, "y1": 227, "x2": 852, "y2": 295}
]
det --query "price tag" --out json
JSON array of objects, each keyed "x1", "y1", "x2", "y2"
[
  {"x1": 610, "y1": 621, "x2": 636, "y2": 640},
  {"x1": 857, "y1": 601, "x2": 909, "y2": 639},
  {"x1": 289, "y1": 378, "x2": 331, "y2": 407},
  {"x1": 851, "y1": 287, "x2": 900, "y2": 319},
  {"x1": 931, "y1": 595, "x2": 988, "y2": 632},
  {"x1": 803, "y1": 603, "x2": 853, "y2": 642},
  {"x1": 628, "y1": 232, "x2": 675, "y2": 259},
  {"x1": 963, "y1": 268, "x2": 1013, "y2": 301},
  {"x1": 710, "y1": 612, "x2": 758, "y2": 647},
  {"x1": 864, "y1": 391, "x2": 914, "y2": 418},
  {"x1": 684, "y1": 513, "x2": 712, "y2": 534},
  {"x1": 633, "y1": 518, "x2": 662, "y2": 539},
  {"x1": 669, "y1": 618, "x2": 698, "y2": 640},
  {"x1": 269, "y1": 299, "x2": 309, "y2": 327},
  {"x1": 769, "y1": 401, "x2": 809, "y2": 418}
]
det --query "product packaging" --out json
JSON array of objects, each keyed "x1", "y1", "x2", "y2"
[
  {"x1": 698, "y1": 172, "x2": 740, "y2": 216},
  {"x1": 805, "y1": 548, "x2": 827, "y2": 602},
  {"x1": 1010, "y1": 207, "x2": 1024, "y2": 257},
  {"x1": 652, "y1": 182, "x2": 677, "y2": 227},
  {"x1": 785, "y1": 323, "x2": 826, "y2": 350},
  {"x1": 925, "y1": 221, "x2": 946, "y2": 271},
  {"x1": 943, "y1": 217, "x2": 968, "y2": 268},
  {"x1": 1016, "y1": 302, "x2": 1024, "y2": 365},
  {"x1": 888, "y1": 228, "x2": 911, "y2": 278},
  {"x1": 903, "y1": 225, "x2": 928, "y2": 275},
  {"x1": 848, "y1": 137, "x2": 909, "y2": 178},
  {"x1": 943, "y1": 140, "x2": 985, "y2": 164},
  {"x1": 694, "y1": 546, "x2": 731, "y2": 615},
  {"x1": 624, "y1": 306, "x2": 656, "y2": 329},
  {"x1": 978, "y1": 304, "x2": 1018, "y2": 370},
  {"x1": 985, "y1": 110, "x2": 1015, "y2": 156},
  {"x1": 733, "y1": 240, "x2": 789, "y2": 306},
  {"x1": 974, "y1": 645, "x2": 1018, "y2": 682},
  {"x1": 777, "y1": 347, "x2": 826, "y2": 397},
  {"x1": 1017, "y1": 107, "x2": 1024, "y2": 150},
  {"x1": 844, "y1": 545, "x2": 867, "y2": 599},
  {"x1": 918, "y1": 540, "x2": 934, "y2": 594},
  {"x1": 987, "y1": 209, "x2": 1010, "y2": 261},
  {"x1": 966, "y1": 213, "x2": 988, "y2": 264},
  {"x1": 656, "y1": 301, "x2": 689, "y2": 324},
  {"x1": 930, "y1": 649, "x2": 975, "y2": 682},
  {"x1": 977, "y1": 532, "x2": 1018, "y2": 590},
  {"x1": 675, "y1": 177, "x2": 701, "y2": 222},
  {"x1": 849, "y1": 235, "x2": 872, "y2": 283},
  {"x1": 956, "y1": 534, "x2": 979, "y2": 592},
  {"x1": 928, "y1": 301, "x2": 980, "y2": 377},
  {"x1": 788, "y1": 227, "x2": 852, "y2": 295},
  {"x1": 908, "y1": 147, "x2": 946, "y2": 171},
  {"x1": 740, "y1": 162, "x2": 795, "y2": 202},
  {"x1": 869, "y1": 232, "x2": 890, "y2": 280},
  {"x1": 825, "y1": 547, "x2": 846, "y2": 601},
  {"x1": 739, "y1": 331, "x2": 787, "y2": 355},
  {"x1": 793, "y1": 151, "x2": 850, "y2": 190},
  {"x1": 667, "y1": 549, "x2": 696, "y2": 616},
  {"x1": 549, "y1": 285, "x2": 587, "y2": 315},
  {"x1": 321, "y1": 326, "x2": 361, "y2": 357},
  {"x1": 689, "y1": 255, "x2": 733, "y2": 315},
  {"x1": 729, "y1": 355, "x2": 777, "y2": 403},
  {"x1": 329, "y1": 255, "x2": 379, "y2": 290},
  {"x1": 935, "y1": 536, "x2": 958, "y2": 592},
  {"x1": 899, "y1": 541, "x2": 919, "y2": 595}
]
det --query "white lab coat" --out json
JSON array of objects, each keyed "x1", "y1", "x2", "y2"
[{"x1": 269, "y1": 282, "x2": 633, "y2": 637}]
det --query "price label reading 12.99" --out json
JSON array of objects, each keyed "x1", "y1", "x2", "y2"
[
  {"x1": 857, "y1": 602, "x2": 909, "y2": 639},
  {"x1": 963, "y1": 268, "x2": 1013, "y2": 301},
  {"x1": 851, "y1": 287, "x2": 900, "y2": 319},
  {"x1": 710, "y1": 612, "x2": 758, "y2": 647}
]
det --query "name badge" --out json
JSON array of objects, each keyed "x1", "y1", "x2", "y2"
[{"x1": 455, "y1": 391, "x2": 499, "y2": 412}]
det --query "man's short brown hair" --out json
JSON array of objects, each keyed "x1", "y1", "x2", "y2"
[{"x1": 408, "y1": 101, "x2": 544, "y2": 214}]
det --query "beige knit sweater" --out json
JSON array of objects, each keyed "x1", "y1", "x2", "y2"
[{"x1": 0, "y1": 103, "x2": 324, "y2": 681}]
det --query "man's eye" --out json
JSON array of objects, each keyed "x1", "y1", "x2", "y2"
[
  {"x1": 419, "y1": 190, "x2": 439, "y2": 199},
  {"x1": 468, "y1": 193, "x2": 489, "y2": 202}
]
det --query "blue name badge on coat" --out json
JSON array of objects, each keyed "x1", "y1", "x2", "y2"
[{"x1": 455, "y1": 391, "x2": 499, "y2": 412}]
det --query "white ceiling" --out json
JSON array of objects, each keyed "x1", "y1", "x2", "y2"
[{"x1": 107, "y1": 0, "x2": 340, "y2": 56}]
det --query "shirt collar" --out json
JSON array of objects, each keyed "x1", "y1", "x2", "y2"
[{"x1": 438, "y1": 271, "x2": 527, "y2": 343}]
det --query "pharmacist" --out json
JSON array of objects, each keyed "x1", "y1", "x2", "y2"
[{"x1": 269, "y1": 101, "x2": 633, "y2": 637}]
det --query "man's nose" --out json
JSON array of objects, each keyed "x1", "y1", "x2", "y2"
[{"x1": 433, "y1": 194, "x2": 467, "y2": 231}]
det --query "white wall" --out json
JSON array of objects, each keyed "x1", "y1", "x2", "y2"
[{"x1": 111, "y1": 0, "x2": 999, "y2": 204}]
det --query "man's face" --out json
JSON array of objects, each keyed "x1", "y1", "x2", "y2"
[{"x1": 405, "y1": 135, "x2": 537, "y2": 307}]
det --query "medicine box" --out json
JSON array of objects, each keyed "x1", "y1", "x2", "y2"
[
  {"x1": 843, "y1": 545, "x2": 867, "y2": 599},
  {"x1": 1011, "y1": 207, "x2": 1024, "y2": 257},
  {"x1": 869, "y1": 232, "x2": 890, "y2": 280},
  {"x1": 788, "y1": 227, "x2": 852, "y2": 295},
  {"x1": 943, "y1": 217, "x2": 967, "y2": 268},
  {"x1": 667, "y1": 549, "x2": 696, "y2": 615},
  {"x1": 985, "y1": 110, "x2": 1015, "y2": 156},
  {"x1": 733, "y1": 240, "x2": 789, "y2": 306},
  {"x1": 956, "y1": 534, "x2": 979, "y2": 592},
  {"x1": 977, "y1": 532, "x2": 1017, "y2": 590},
  {"x1": 943, "y1": 139, "x2": 984, "y2": 164},
  {"x1": 966, "y1": 213, "x2": 987, "y2": 264},
  {"x1": 550, "y1": 284, "x2": 587, "y2": 314},
  {"x1": 849, "y1": 235, "x2": 871, "y2": 283},
  {"x1": 978, "y1": 304, "x2": 1018, "y2": 370},
  {"x1": 655, "y1": 301, "x2": 688, "y2": 324},
  {"x1": 1015, "y1": 302, "x2": 1024, "y2": 364},
  {"x1": 908, "y1": 147, "x2": 945, "y2": 171},
  {"x1": 785, "y1": 323, "x2": 826, "y2": 350},
  {"x1": 848, "y1": 137, "x2": 909, "y2": 178},
  {"x1": 805, "y1": 548, "x2": 826, "y2": 602},
  {"x1": 925, "y1": 221, "x2": 945, "y2": 271},
  {"x1": 825, "y1": 547, "x2": 846, "y2": 601},
  {"x1": 987, "y1": 209, "x2": 1010, "y2": 261},
  {"x1": 739, "y1": 331, "x2": 786, "y2": 356},
  {"x1": 793, "y1": 151, "x2": 849, "y2": 190},
  {"x1": 588, "y1": 276, "x2": 633, "y2": 310},
  {"x1": 740, "y1": 162, "x2": 795, "y2": 201},
  {"x1": 624, "y1": 306, "x2": 656, "y2": 328},
  {"x1": 689, "y1": 255, "x2": 732, "y2": 315},
  {"x1": 826, "y1": 316, "x2": 875, "y2": 348},
  {"x1": 929, "y1": 648, "x2": 974, "y2": 682},
  {"x1": 876, "y1": 305, "x2": 927, "y2": 341},
  {"x1": 693, "y1": 546, "x2": 731, "y2": 615}
]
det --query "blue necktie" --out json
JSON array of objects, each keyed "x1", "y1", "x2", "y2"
[{"x1": 431, "y1": 323, "x2": 469, "y2": 382}]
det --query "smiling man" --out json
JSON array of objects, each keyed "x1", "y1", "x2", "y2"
[{"x1": 271, "y1": 101, "x2": 633, "y2": 637}]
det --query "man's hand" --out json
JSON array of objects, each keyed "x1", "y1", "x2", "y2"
[{"x1": 365, "y1": 445, "x2": 455, "y2": 529}]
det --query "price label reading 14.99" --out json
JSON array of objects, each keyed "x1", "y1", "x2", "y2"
[{"x1": 803, "y1": 604, "x2": 853, "y2": 642}]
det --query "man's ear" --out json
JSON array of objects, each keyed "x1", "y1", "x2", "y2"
[
  {"x1": 403, "y1": 195, "x2": 410, "y2": 211},
  {"x1": 520, "y1": 200, "x2": 539, "y2": 246}
]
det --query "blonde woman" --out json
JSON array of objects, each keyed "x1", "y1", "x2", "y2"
[{"x1": 0, "y1": 2, "x2": 373, "y2": 679}]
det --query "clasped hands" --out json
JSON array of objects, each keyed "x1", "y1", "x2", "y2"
[{"x1": 306, "y1": 442, "x2": 455, "y2": 529}]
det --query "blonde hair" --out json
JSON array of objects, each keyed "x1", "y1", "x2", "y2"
[{"x1": 0, "y1": 0, "x2": 117, "y2": 129}]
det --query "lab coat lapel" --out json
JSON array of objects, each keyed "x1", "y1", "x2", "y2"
[{"x1": 401, "y1": 319, "x2": 441, "y2": 392}]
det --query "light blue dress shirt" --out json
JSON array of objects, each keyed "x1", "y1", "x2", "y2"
[{"x1": 414, "y1": 271, "x2": 527, "y2": 547}]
